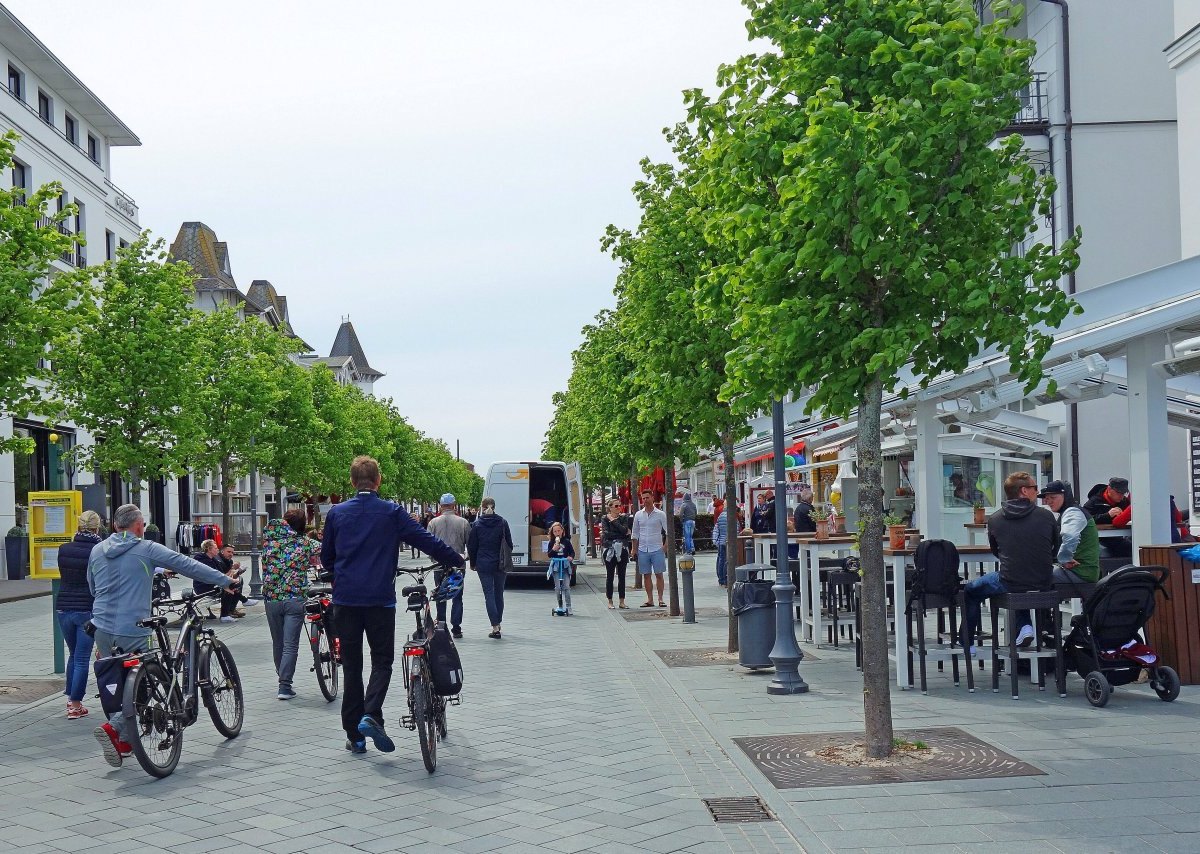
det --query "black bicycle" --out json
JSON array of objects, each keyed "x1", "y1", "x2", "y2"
[
  {"x1": 123, "y1": 588, "x2": 244, "y2": 778},
  {"x1": 305, "y1": 573, "x2": 339, "y2": 702},
  {"x1": 397, "y1": 565, "x2": 457, "y2": 772}
]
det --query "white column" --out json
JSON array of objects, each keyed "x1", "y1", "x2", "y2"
[
  {"x1": 1126, "y1": 332, "x2": 1172, "y2": 555},
  {"x1": 913, "y1": 400, "x2": 944, "y2": 540}
]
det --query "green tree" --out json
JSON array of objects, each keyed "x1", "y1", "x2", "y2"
[
  {"x1": 0, "y1": 131, "x2": 86, "y2": 454},
  {"x1": 688, "y1": 0, "x2": 1079, "y2": 756},
  {"x1": 51, "y1": 234, "x2": 201, "y2": 504},
  {"x1": 190, "y1": 308, "x2": 298, "y2": 540},
  {"x1": 261, "y1": 358, "x2": 328, "y2": 508}
]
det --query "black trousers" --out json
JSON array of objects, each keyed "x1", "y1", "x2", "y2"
[
  {"x1": 335, "y1": 605, "x2": 396, "y2": 741},
  {"x1": 605, "y1": 552, "x2": 629, "y2": 600}
]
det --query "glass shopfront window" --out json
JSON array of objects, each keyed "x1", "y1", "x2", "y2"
[{"x1": 943, "y1": 454, "x2": 996, "y2": 508}]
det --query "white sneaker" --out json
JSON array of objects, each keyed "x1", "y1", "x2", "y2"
[
  {"x1": 1016, "y1": 625, "x2": 1035, "y2": 648},
  {"x1": 245, "y1": 599, "x2": 260, "y2": 606},
  {"x1": 220, "y1": 615, "x2": 236, "y2": 623}
]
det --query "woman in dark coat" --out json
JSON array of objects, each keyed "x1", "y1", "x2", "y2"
[
  {"x1": 600, "y1": 499, "x2": 632, "y2": 609},
  {"x1": 56, "y1": 510, "x2": 103, "y2": 719},
  {"x1": 467, "y1": 497, "x2": 513, "y2": 640}
]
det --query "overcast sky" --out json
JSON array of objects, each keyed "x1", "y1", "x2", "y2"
[{"x1": 8, "y1": 0, "x2": 754, "y2": 472}]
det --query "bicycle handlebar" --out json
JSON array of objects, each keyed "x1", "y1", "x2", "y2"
[{"x1": 153, "y1": 588, "x2": 221, "y2": 610}]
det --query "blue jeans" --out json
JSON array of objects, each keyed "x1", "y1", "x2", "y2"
[
  {"x1": 477, "y1": 571, "x2": 506, "y2": 627},
  {"x1": 716, "y1": 545, "x2": 727, "y2": 585},
  {"x1": 435, "y1": 568, "x2": 464, "y2": 630},
  {"x1": 682, "y1": 519, "x2": 696, "y2": 553},
  {"x1": 265, "y1": 598, "x2": 305, "y2": 691},
  {"x1": 959, "y1": 571, "x2": 1030, "y2": 649},
  {"x1": 57, "y1": 610, "x2": 95, "y2": 702}
]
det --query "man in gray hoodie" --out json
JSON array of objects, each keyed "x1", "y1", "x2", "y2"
[{"x1": 88, "y1": 503, "x2": 237, "y2": 768}]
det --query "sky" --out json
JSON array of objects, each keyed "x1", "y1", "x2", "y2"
[{"x1": 7, "y1": 0, "x2": 757, "y2": 472}]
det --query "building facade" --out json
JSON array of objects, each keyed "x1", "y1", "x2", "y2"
[{"x1": 0, "y1": 7, "x2": 141, "y2": 574}]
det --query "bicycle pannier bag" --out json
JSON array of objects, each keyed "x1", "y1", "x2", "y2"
[
  {"x1": 93, "y1": 653, "x2": 137, "y2": 716},
  {"x1": 427, "y1": 623, "x2": 464, "y2": 696}
]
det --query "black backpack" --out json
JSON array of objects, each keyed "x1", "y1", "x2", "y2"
[
  {"x1": 426, "y1": 624, "x2": 464, "y2": 696},
  {"x1": 911, "y1": 539, "x2": 962, "y2": 603}
]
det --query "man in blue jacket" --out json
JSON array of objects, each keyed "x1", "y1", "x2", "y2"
[{"x1": 321, "y1": 455, "x2": 466, "y2": 755}]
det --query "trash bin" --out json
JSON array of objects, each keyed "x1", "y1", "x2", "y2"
[{"x1": 733, "y1": 564, "x2": 776, "y2": 669}]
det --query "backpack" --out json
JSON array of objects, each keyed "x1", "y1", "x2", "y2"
[
  {"x1": 426, "y1": 624, "x2": 464, "y2": 696},
  {"x1": 911, "y1": 539, "x2": 962, "y2": 603}
]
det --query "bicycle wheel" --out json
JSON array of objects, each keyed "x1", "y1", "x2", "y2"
[
  {"x1": 411, "y1": 672, "x2": 437, "y2": 773},
  {"x1": 314, "y1": 624, "x2": 339, "y2": 702},
  {"x1": 200, "y1": 639, "x2": 244, "y2": 738},
  {"x1": 126, "y1": 660, "x2": 184, "y2": 779}
]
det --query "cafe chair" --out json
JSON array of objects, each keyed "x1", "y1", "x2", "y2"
[
  {"x1": 906, "y1": 581, "x2": 974, "y2": 694},
  {"x1": 990, "y1": 590, "x2": 1066, "y2": 699}
]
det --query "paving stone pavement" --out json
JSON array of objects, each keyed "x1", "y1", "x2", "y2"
[{"x1": 3, "y1": 550, "x2": 1199, "y2": 853}]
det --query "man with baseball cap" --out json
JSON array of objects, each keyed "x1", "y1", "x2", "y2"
[
  {"x1": 1039, "y1": 480, "x2": 1100, "y2": 584},
  {"x1": 428, "y1": 493, "x2": 471, "y2": 638},
  {"x1": 1082, "y1": 476, "x2": 1132, "y2": 557}
]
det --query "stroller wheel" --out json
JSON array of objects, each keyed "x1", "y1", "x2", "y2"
[
  {"x1": 1084, "y1": 671, "x2": 1111, "y2": 708},
  {"x1": 1153, "y1": 666, "x2": 1181, "y2": 702}
]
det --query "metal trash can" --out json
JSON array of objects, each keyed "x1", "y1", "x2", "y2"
[{"x1": 733, "y1": 564, "x2": 776, "y2": 669}]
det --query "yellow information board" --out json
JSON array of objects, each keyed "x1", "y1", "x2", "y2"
[{"x1": 29, "y1": 490, "x2": 82, "y2": 580}]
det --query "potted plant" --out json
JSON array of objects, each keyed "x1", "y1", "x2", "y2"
[
  {"x1": 144, "y1": 522, "x2": 163, "y2": 544},
  {"x1": 812, "y1": 506, "x2": 831, "y2": 540},
  {"x1": 883, "y1": 513, "x2": 907, "y2": 549},
  {"x1": 5, "y1": 526, "x2": 28, "y2": 580},
  {"x1": 972, "y1": 500, "x2": 987, "y2": 525}
]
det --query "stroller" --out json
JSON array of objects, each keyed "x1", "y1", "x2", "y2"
[{"x1": 1062, "y1": 564, "x2": 1181, "y2": 707}]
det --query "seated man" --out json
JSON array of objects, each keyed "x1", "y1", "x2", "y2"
[
  {"x1": 1039, "y1": 480, "x2": 1100, "y2": 584},
  {"x1": 960, "y1": 471, "x2": 1060, "y2": 654},
  {"x1": 1082, "y1": 476, "x2": 1132, "y2": 557}
]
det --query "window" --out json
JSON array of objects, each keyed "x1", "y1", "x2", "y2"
[
  {"x1": 86, "y1": 134, "x2": 100, "y2": 165},
  {"x1": 64, "y1": 113, "x2": 77, "y2": 145},
  {"x1": 37, "y1": 90, "x2": 51, "y2": 123},
  {"x1": 7, "y1": 64, "x2": 22, "y2": 100},
  {"x1": 73, "y1": 202, "x2": 85, "y2": 265},
  {"x1": 118, "y1": 238, "x2": 129, "y2": 250},
  {"x1": 11, "y1": 159, "x2": 27, "y2": 193},
  {"x1": 105, "y1": 229, "x2": 116, "y2": 261}
]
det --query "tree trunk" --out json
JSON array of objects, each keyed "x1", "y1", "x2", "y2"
[
  {"x1": 631, "y1": 463, "x2": 642, "y2": 591},
  {"x1": 130, "y1": 465, "x2": 142, "y2": 507},
  {"x1": 858, "y1": 375, "x2": 894, "y2": 758},
  {"x1": 723, "y1": 433, "x2": 739, "y2": 653},
  {"x1": 665, "y1": 464, "x2": 680, "y2": 616},
  {"x1": 220, "y1": 457, "x2": 233, "y2": 549}
]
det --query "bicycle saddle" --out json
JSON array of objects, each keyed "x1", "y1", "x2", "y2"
[
  {"x1": 401, "y1": 584, "x2": 427, "y2": 597},
  {"x1": 308, "y1": 584, "x2": 333, "y2": 596},
  {"x1": 137, "y1": 615, "x2": 170, "y2": 629}
]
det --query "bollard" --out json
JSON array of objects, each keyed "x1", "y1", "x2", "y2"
[{"x1": 679, "y1": 554, "x2": 696, "y2": 623}]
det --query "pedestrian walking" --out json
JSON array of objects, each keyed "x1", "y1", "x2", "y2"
[
  {"x1": 713, "y1": 505, "x2": 729, "y2": 587},
  {"x1": 261, "y1": 510, "x2": 322, "y2": 700},
  {"x1": 467, "y1": 497, "x2": 513, "y2": 638},
  {"x1": 546, "y1": 522, "x2": 575, "y2": 615},
  {"x1": 88, "y1": 504, "x2": 237, "y2": 768},
  {"x1": 679, "y1": 493, "x2": 698, "y2": 554},
  {"x1": 321, "y1": 456, "x2": 465, "y2": 755},
  {"x1": 56, "y1": 509, "x2": 102, "y2": 720},
  {"x1": 600, "y1": 499, "x2": 631, "y2": 608},
  {"x1": 428, "y1": 493, "x2": 471, "y2": 638}
]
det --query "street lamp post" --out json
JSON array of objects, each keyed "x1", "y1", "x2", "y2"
[
  {"x1": 248, "y1": 436, "x2": 262, "y2": 598},
  {"x1": 768, "y1": 399, "x2": 808, "y2": 695}
]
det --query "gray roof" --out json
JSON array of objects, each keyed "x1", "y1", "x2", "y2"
[
  {"x1": 329, "y1": 320, "x2": 384, "y2": 379},
  {"x1": 169, "y1": 222, "x2": 238, "y2": 292}
]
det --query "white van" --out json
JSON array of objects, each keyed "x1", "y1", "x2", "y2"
[{"x1": 482, "y1": 460, "x2": 588, "y2": 583}]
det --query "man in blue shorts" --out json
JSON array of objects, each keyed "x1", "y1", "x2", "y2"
[{"x1": 631, "y1": 489, "x2": 668, "y2": 607}]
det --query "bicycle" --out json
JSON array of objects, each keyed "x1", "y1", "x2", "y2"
[
  {"x1": 305, "y1": 572, "x2": 339, "y2": 702},
  {"x1": 397, "y1": 564, "x2": 460, "y2": 772},
  {"x1": 121, "y1": 588, "x2": 244, "y2": 778}
]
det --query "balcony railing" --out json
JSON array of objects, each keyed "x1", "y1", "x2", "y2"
[
  {"x1": 1010, "y1": 72, "x2": 1049, "y2": 128},
  {"x1": 2, "y1": 83, "x2": 102, "y2": 170}
]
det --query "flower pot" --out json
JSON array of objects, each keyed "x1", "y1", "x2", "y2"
[
  {"x1": 887, "y1": 525, "x2": 907, "y2": 550},
  {"x1": 5, "y1": 535, "x2": 29, "y2": 580},
  {"x1": 973, "y1": 506, "x2": 986, "y2": 525},
  {"x1": 815, "y1": 519, "x2": 829, "y2": 540}
]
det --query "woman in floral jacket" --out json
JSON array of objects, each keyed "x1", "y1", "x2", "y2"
[{"x1": 261, "y1": 509, "x2": 321, "y2": 700}]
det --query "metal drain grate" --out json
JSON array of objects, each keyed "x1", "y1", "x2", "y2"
[{"x1": 702, "y1": 796, "x2": 775, "y2": 823}]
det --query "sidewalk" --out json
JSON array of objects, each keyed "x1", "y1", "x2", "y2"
[{"x1": 0, "y1": 552, "x2": 1196, "y2": 852}]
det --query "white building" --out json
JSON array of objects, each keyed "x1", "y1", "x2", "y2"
[
  {"x1": 0, "y1": 6, "x2": 141, "y2": 575},
  {"x1": 1170, "y1": 3, "x2": 1200, "y2": 260},
  {"x1": 298, "y1": 318, "x2": 385, "y2": 395}
]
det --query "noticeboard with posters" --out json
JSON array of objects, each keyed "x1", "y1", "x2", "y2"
[{"x1": 28, "y1": 490, "x2": 82, "y2": 579}]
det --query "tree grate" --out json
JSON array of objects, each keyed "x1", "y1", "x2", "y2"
[{"x1": 702, "y1": 796, "x2": 775, "y2": 823}]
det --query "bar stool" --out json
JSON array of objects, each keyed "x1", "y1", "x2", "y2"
[
  {"x1": 907, "y1": 588, "x2": 974, "y2": 694},
  {"x1": 825, "y1": 570, "x2": 859, "y2": 649},
  {"x1": 990, "y1": 590, "x2": 1066, "y2": 699}
]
